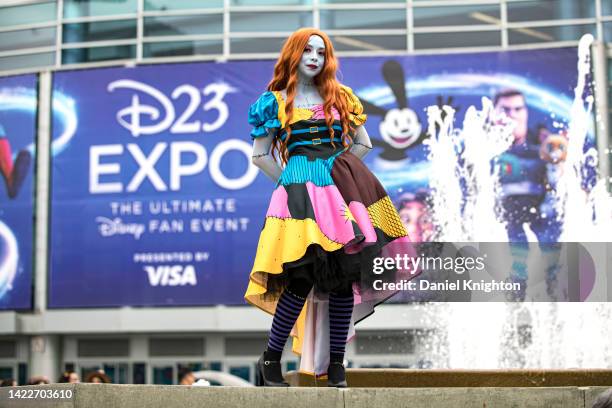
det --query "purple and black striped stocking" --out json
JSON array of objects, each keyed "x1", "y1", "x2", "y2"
[
  {"x1": 266, "y1": 289, "x2": 307, "y2": 354},
  {"x1": 328, "y1": 290, "x2": 354, "y2": 363}
]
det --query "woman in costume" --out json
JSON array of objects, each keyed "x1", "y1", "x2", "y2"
[{"x1": 244, "y1": 28, "x2": 416, "y2": 387}]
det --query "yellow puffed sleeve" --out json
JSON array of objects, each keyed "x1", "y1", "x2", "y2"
[{"x1": 340, "y1": 84, "x2": 367, "y2": 127}]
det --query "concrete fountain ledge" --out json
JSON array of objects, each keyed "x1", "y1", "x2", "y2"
[
  {"x1": 1, "y1": 382, "x2": 611, "y2": 408},
  {"x1": 285, "y1": 368, "x2": 612, "y2": 388}
]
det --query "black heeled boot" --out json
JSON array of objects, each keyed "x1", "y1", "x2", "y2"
[
  {"x1": 256, "y1": 350, "x2": 289, "y2": 387},
  {"x1": 327, "y1": 362, "x2": 347, "y2": 388}
]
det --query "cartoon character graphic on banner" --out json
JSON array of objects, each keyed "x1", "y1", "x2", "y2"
[
  {"x1": 538, "y1": 129, "x2": 568, "y2": 235},
  {"x1": 493, "y1": 88, "x2": 568, "y2": 300},
  {"x1": 0, "y1": 123, "x2": 31, "y2": 199},
  {"x1": 359, "y1": 60, "x2": 426, "y2": 172},
  {"x1": 359, "y1": 60, "x2": 459, "y2": 175},
  {"x1": 396, "y1": 189, "x2": 434, "y2": 243}
]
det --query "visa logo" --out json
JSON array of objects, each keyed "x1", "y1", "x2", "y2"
[{"x1": 144, "y1": 265, "x2": 197, "y2": 286}]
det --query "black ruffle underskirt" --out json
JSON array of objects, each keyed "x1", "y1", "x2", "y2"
[{"x1": 260, "y1": 230, "x2": 401, "y2": 301}]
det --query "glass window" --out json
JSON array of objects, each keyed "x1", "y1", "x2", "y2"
[
  {"x1": 604, "y1": 22, "x2": 612, "y2": 43},
  {"x1": 0, "y1": 27, "x2": 56, "y2": 53},
  {"x1": 62, "y1": 44, "x2": 136, "y2": 64},
  {"x1": 0, "y1": 2, "x2": 56, "y2": 27},
  {"x1": 225, "y1": 337, "x2": 267, "y2": 356},
  {"x1": 117, "y1": 363, "x2": 129, "y2": 384},
  {"x1": 209, "y1": 361, "x2": 223, "y2": 371},
  {"x1": 508, "y1": 24, "x2": 596, "y2": 45},
  {"x1": 415, "y1": 30, "x2": 501, "y2": 49},
  {"x1": 0, "y1": 367, "x2": 13, "y2": 381},
  {"x1": 414, "y1": 5, "x2": 501, "y2": 27},
  {"x1": 63, "y1": 0, "x2": 137, "y2": 18},
  {"x1": 229, "y1": 365, "x2": 250, "y2": 382},
  {"x1": 153, "y1": 365, "x2": 173, "y2": 384},
  {"x1": 604, "y1": 1, "x2": 612, "y2": 16},
  {"x1": 18, "y1": 363, "x2": 27, "y2": 386},
  {"x1": 230, "y1": 11, "x2": 312, "y2": 32},
  {"x1": 231, "y1": 37, "x2": 286, "y2": 53},
  {"x1": 331, "y1": 35, "x2": 406, "y2": 51},
  {"x1": 231, "y1": 0, "x2": 310, "y2": 4},
  {"x1": 133, "y1": 363, "x2": 146, "y2": 384},
  {"x1": 0, "y1": 341, "x2": 16, "y2": 358},
  {"x1": 63, "y1": 20, "x2": 137, "y2": 43},
  {"x1": 144, "y1": 15, "x2": 223, "y2": 37},
  {"x1": 320, "y1": 9, "x2": 406, "y2": 30},
  {"x1": 146, "y1": 0, "x2": 224, "y2": 10},
  {"x1": 507, "y1": 0, "x2": 595, "y2": 22},
  {"x1": 97, "y1": 363, "x2": 129, "y2": 384},
  {"x1": 149, "y1": 338, "x2": 206, "y2": 357},
  {"x1": 0, "y1": 52, "x2": 54, "y2": 71},
  {"x1": 144, "y1": 40, "x2": 222, "y2": 57},
  {"x1": 103, "y1": 364, "x2": 116, "y2": 383},
  {"x1": 320, "y1": 0, "x2": 403, "y2": 3}
]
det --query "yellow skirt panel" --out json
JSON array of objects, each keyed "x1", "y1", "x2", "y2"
[{"x1": 244, "y1": 216, "x2": 343, "y2": 312}]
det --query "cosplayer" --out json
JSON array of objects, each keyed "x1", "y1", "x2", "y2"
[{"x1": 244, "y1": 28, "x2": 415, "y2": 387}]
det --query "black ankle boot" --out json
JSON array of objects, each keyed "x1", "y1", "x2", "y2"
[
  {"x1": 256, "y1": 350, "x2": 289, "y2": 387},
  {"x1": 327, "y1": 362, "x2": 347, "y2": 388}
]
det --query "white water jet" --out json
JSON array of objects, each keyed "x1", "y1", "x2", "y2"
[
  {"x1": 556, "y1": 33, "x2": 608, "y2": 242},
  {"x1": 424, "y1": 105, "x2": 465, "y2": 242},
  {"x1": 417, "y1": 34, "x2": 612, "y2": 369},
  {"x1": 460, "y1": 98, "x2": 515, "y2": 242}
]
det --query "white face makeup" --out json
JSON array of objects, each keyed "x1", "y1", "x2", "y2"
[{"x1": 298, "y1": 35, "x2": 325, "y2": 80}]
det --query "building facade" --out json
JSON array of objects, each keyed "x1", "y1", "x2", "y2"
[{"x1": 0, "y1": 0, "x2": 611, "y2": 385}]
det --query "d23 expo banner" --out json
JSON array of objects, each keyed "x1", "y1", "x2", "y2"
[
  {"x1": 49, "y1": 47, "x2": 597, "y2": 307},
  {"x1": 0, "y1": 74, "x2": 36, "y2": 310},
  {"x1": 50, "y1": 62, "x2": 274, "y2": 308}
]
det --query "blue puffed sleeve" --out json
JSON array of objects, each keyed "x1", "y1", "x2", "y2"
[{"x1": 248, "y1": 91, "x2": 281, "y2": 139}]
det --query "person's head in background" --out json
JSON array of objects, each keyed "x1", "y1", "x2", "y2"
[
  {"x1": 58, "y1": 370, "x2": 80, "y2": 383},
  {"x1": 27, "y1": 375, "x2": 50, "y2": 385},
  {"x1": 494, "y1": 88, "x2": 528, "y2": 146},
  {"x1": 397, "y1": 190, "x2": 433, "y2": 243},
  {"x1": 84, "y1": 370, "x2": 111, "y2": 384},
  {"x1": 593, "y1": 388, "x2": 612, "y2": 408},
  {"x1": 0, "y1": 378, "x2": 17, "y2": 387},
  {"x1": 178, "y1": 368, "x2": 196, "y2": 385}
]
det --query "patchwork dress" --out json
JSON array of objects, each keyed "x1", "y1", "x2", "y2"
[{"x1": 244, "y1": 85, "x2": 417, "y2": 377}]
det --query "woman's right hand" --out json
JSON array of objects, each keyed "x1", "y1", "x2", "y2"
[{"x1": 251, "y1": 128, "x2": 283, "y2": 184}]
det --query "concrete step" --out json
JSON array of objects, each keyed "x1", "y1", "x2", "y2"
[
  {"x1": 1, "y1": 383, "x2": 611, "y2": 408},
  {"x1": 286, "y1": 368, "x2": 612, "y2": 387}
]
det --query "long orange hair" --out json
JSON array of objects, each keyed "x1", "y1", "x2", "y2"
[{"x1": 267, "y1": 28, "x2": 353, "y2": 165}]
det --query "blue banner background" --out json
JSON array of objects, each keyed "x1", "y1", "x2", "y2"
[
  {"x1": 0, "y1": 74, "x2": 36, "y2": 310},
  {"x1": 49, "y1": 47, "x2": 583, "y2": 307}
]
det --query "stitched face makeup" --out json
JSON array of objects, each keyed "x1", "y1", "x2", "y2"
[{"x1": 298, "y1": 35, "x2": 325, "y2": 79}]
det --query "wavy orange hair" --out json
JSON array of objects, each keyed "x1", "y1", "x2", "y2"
[{"x1": 267, "y1": 28, "x2": 353, "y2": 165}]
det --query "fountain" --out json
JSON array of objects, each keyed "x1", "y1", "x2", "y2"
[{"x1": 416, "y1": 34, "x2": 612, "y2": 370}]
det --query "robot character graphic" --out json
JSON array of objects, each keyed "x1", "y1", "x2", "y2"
[{"x1": 0, "y1": 123, "x2": 31, "y2": 199}]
